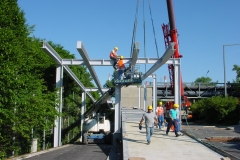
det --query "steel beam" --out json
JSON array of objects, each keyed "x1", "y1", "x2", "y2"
[
  {"x1": 42, "y1": 41, "x2": 62, "y2": 65},
  {"x1": 77, "y1": 41, "x2": 103, "y2": 95},
  {"x1": 85, "y1": 88, "x2": 110, "y2": 92},
  {"x1": 141, "y1": 43, "x2": 175, "y2": 80},
  {"x1": 61, "y1": 58, "x2": 177, "y2": 66},
  {"x1": 63, "y1": 66, "x2": 96, "y2": 102},
  {"x1": 129, "y1": 42, "x2": 140, "y2": 67},
  {"x1": 41, "y1": 41, "x2": 95, "y2": 102}
]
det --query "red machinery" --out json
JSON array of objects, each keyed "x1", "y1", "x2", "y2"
[{"x1": 162, "y1": 0, "x2": 191, "y2": 118}]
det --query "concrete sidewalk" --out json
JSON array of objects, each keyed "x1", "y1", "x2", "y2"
[{"x1": 122, "y1": 121, "x2": 228, "y2": 160}]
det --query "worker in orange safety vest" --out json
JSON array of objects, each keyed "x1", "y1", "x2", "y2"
[
  {"x1": 156, "y1": 101, "x2": 164, "y2": 129},
  {"x1": 117, "y1": 56, "x2": 125, "y2": 80},
  {"x1": 109, "y1": 47, "x2": 119, "y2": 69}
]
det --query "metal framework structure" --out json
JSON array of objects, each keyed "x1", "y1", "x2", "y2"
[
  {"x1": 154, "y1": 82, "x2": 238, "y2": 99},
  {"x1": 77, "y1": 41, "x2": 103, "y2": 95},
  {"x1": 41, "y1": 41, "x2": 179, "y2": 148}
]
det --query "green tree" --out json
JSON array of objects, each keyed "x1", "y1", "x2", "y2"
[
  {"x1": 0, "y1": 1, "x2": 100, "y2": 158},
  {"x1": 0, "y1": 0, "x2": 59, "y2": 158},
  {"x1": 191, "y1": 96, "x2": 239, "y2": 124},
  {"x1": 231, "y1": 64, "x2": 240, "y2": 96},
  {"x1": 194, "y1": 76, "x2": 212, "y2": 84},
  {"x1": 232, "y1": 64, "x2": 240, "y2": 82},
  {"x1": 103, "y1": 71, "x2": 115, "y2": 88}
]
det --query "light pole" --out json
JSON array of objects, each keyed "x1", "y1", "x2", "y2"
[
  {"x1": 206, "y1": 70, "x2": 209, "y2": 85},
  {"x1": 223, "y1": 44, "x2": 240, "y2": 97},
  {"x1": 206, "y1": 70, "x2": 209, "y2": 78}
]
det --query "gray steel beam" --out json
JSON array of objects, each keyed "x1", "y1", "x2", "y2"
[
  {"x1": 61, "y1": 58, "x2": 176, "y2": 66},
  {"x1": 42, "y1": 41, "x2": 62, "y2": 65},
  {"x1": 77, "y1": 41, "x2": 103, "y2": 95},
  {"x1": 129, "y1": 42, "x2": 140, "y2": 67},
  {"x1": 63, "y1": 66, "x2": 96, "y2": 102},
  {"x1": 85, "y1": 88, "x2": 110, "y2": 92},
  {"x1": 141, "y1": 43, "x2": 175, "y2": 80},
  {"x1": 41, "y1": 41, "x2": 96, "y2": 102}
]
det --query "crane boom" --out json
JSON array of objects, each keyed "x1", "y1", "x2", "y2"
[
  {"x1": 162, "y1": 0, "x2": 192, "y2": 118},
  {"x1": 162, "y1": 0, "x2": 183, "y2": 97}
]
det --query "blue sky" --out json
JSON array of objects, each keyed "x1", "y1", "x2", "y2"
[{"x1": 18, "y1": 0, "x2": 240, "y2": 87}]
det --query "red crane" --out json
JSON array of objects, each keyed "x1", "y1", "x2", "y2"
[{"x1": 162, "y1": 0, "x2": 191, "y2": 112}]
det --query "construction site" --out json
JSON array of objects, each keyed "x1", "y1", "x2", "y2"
[{"x1": 7, "y1": 0, "x2": 240, "y2": 160}]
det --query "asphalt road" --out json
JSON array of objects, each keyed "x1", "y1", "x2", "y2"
[
  {"x1": 15, "y1": 144, "x2": 112, "y2": 160},
  {"x1": 181, "y1": 123, "x2": 240, "y2": 160}
]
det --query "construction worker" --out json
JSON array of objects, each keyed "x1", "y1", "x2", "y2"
[
  {"x1": 117, "y1": 56, "x2": 125, "y2": 80},
  {"x1": 175, "y1": 106, "x2": 180, "y2": 133},
  {"x1": 156, "y1": 101, "x2": 164, "y2": 129},
  {"x1": 139, "y1": 105, "x2": 158, "y2": 145},
  {"x1": 166, "y1": 103, "x2": 180, "y2": 137},
  {"x1": 109, "y1": 47, "x2": 119, "y2": 69}
]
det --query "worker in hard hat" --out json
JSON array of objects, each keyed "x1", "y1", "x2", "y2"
[
  {"x1": 139, "y1": 105, "x2": 158, "y2": 145},
  {"x1": 109, "y1": 47, "x2": 119, "y2": 69},
  {"x1": 156, "y1": 101, "x2": 164, "y2": 129},
  {"x1": 117, "y1": 56, "x2": 125, "y2": 80},
  {"x1": 166, "y1": 103, "x2": 180, "y2": 137}
]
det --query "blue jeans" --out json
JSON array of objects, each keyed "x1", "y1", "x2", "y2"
[
  {"x1": 117, "y1": 70, "x2": 124, "y2": 80},
  {"x1": 146, "y1": 127, "x2": 154, "y2": 143},
  {"x1": 166, "y1": 119, "x2": 178, "y2": 136},
  {"x1": 158, "y1": 115, "x2": 164, "y2": 128},
  {"x1": 175, "y1": 118, "x2": 180, "y2": 132}
]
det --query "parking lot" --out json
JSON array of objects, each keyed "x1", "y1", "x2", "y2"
[{"x1": 181, "y1": 123, "x2": 240, "y2": 160}]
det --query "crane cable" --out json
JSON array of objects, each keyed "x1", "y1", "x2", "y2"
[
  {"x1": 147, "y1": 0, "x2": 159, "y2": 58},
  {"x1": 130, "y1": 0, "x2": 140, "y2": 58},
  {"x1": 143, "y1": 0, "x2": 146, "y2": 73},
  {"x1": 130, "y1": 0, "x2": 159, "y2": 59}
]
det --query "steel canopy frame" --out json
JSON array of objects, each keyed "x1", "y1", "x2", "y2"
[
  {"x1": 60, "y1": 58, "x2": 176, "y2": 66},
  {"x1": 60, "y1": 58, "x2": 158, "y2": 65},
  {"x1": 42, "y1": 40, "x2": 180, "y2": 147},
  {"x1": 41, "y1": 41, "x2": 96, "y2": 102},
  {"x1": 77, "y1": 41, "x2": 103, "y2": 95}
]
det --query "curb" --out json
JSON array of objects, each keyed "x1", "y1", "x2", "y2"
[{"x1": 8, "y1": 144, "x2": 71, "y2": 160}]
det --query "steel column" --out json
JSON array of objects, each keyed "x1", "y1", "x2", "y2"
[
  {"x1": 138, "y1": 87, "x2": 141, "y2": 109},
  {"x1": 144, "y1": 84, "x2": 147, "y2": 111},
  {"x1": 152, "y1": 74, "x2": 157, "y2": 114},
  {"x1": 173, "y1": 59, "x2": 181, "y2": 130},
  {"x1": 54, "y1": 65, "x2": 63, "y2": 147},
  {"x1": 114, "y1": 85, "x2": 121, "y2": 133},
  {"x1": 80, "y1": 91, "x2": 86, "y2": 142}
]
